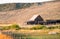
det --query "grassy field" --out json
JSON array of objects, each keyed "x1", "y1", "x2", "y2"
[
  {"x1": 27, "y1": 34, "x2": 60, "y2": 39},
  {"x1": 16, "y1": 29, "x2": 60, "y2": 39},
  {"x1": 2, "y1": 32, "x2": 60, "y2": 39},
  {"x1": 2, "y1": 29, "x2": 60, "y2": 39},
  {"x1": 5, "y1": 32, "x2": 60, "y2": 39},
  {"x1": 1, "y1": 24, "x2": 60, "y2": 39}
]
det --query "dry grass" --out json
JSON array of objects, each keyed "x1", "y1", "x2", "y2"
[
  {"x1": 0, "y1": 33, "x2": 13, "y2": 39},
  {"x1": 13, "y1": 29, "x2": 60, "y2": 35}
]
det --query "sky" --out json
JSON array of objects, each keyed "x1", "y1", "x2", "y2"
[{"x1": 0, "y1": 0, "x2": 54, "y2": 4}]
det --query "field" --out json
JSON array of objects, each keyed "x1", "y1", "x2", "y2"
[
  {"x1": 0, "y1": 24, "x2": 60, "y2": 39},
  {"x1": 1, "y1": 29, "x2": 60, "y2": 39},
  {"x1": 27, "y1": 34, "x2": 60, "y2": 39}
]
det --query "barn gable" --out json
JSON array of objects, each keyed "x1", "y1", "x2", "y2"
[{"x1": 28, "y1": 15, "x2": 43, "y2": 21}]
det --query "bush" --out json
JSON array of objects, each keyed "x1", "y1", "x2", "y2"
[
  {"x1": 10, "y1": 24, "x2": 21, "y2": 30},
  {"x1": 47, "y1": 26, "x2": 55, "y2": 29},
  {"x1": 0, "y1": 24, "x2": 21, "y2": 30},
  {"x1": 30, "y1": 25, "x2": 47, "y2": 30},
  {"x1": 47, "y1": 25, "x2": 60, "y2": 29}
]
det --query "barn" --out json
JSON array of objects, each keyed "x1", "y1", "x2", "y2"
[
  {"x1": 27, "y1": 14, "x2": 60, "y2": 25},
  {"x1": 27, "y1": 15, "x2": 45, "y2": 25}
]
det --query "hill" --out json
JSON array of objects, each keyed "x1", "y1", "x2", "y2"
[
  {"x1": 0, "y1": 1, "x2": 60, "y2": 26},
  {"x1": 0, "y1": 3, "x2": 42, "y2": 11}
]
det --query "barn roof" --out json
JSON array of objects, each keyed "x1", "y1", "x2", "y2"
[{"x1": 28, "y1": 15, "x2": 39, "y2": 21}]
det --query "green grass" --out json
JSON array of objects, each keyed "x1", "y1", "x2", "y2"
[
  {"x1": 27, "y1": 34, "x2": 60, "y2": 39},
  {"x1": 12, "y1": 33, "x2": 60, "y2": 39}
]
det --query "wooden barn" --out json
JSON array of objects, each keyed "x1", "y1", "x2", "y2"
[
  {"x1": 27, "y1": 14, "x2": 60, "y2": 25},
  {"x1": 27, "y1": 15, "x2": 45, "y2": 25}
]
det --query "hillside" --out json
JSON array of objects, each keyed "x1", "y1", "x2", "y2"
[
  {"x1": 0, "y1": 3, "x2": 42, "y2": 11},
  {"x1": 0, "y1": 1, "x2": 60, "y2": 26},
  {"x1": 0, "y1": 4, "x2": 16, "y2": 11}
]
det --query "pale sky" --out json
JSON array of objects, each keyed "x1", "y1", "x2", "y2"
[{"x1": 0, "y1": 0, "x2": 54, "y2": 4}]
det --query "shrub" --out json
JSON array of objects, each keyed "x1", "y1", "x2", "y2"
[
  {"x1": 47, "y1": 25, "x2": 60, "y2": 29},
  {"x1": 30, "y1": 25, "x2": 47, "y2": 30},
  {"x1": 10, "y1": 24, "x2": 21, "y2": 30},
  {"x1": 47, "y1": 26, "x2": 55, "y2": 29}
]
